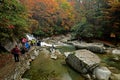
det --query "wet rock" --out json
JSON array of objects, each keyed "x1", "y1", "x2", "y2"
[
  {"x1": 64, "y1": 52, "x2": 72, "y2": 57},
  {"x1": 66, "y1": 49, "x2": 101, "y2": 74},
  {"x1": 87, "y1": 46, "x2": 105, "y2": 54},
  {"x1": 69, "y1": 41, "x2": 105, "y2": 54},
  {"x1": 112, "y1": 49, "x2": 120, "y2": 55},
  {"x1": 93, "y1": 66, "x2": 111, "y2": 80}
]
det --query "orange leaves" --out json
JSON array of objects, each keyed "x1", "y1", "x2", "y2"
[
  {"x1": 22, "y1": 0, "x2": 59, "y2": 13},
  {"x1": 20, "y1": 0, "x2": 75, "y2": 34},
  {"x1": 69, "y1": 1, "x2": 75, "y2": 6}
]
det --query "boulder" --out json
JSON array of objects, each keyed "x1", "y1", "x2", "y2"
[
  {"x1": 112, "y1": 49, "x2": 120, "y2": 55},
  {"x1": 93, "y1": 66, "x2": 111, "y2": 80},
  {"x1": 64, "y1": 52, "x2": 72, "y2": 57},
  {"x1": 69, "y1": 41, "x2": 105, "y2": 54},
  {"x1": 87, "y1": 46, "x2": 105, "y2": 54},
  {"x1": 66, "y1": 49, "x2": 101, "y2": 74}
]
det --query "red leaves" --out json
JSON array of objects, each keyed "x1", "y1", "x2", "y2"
[{"x1": 8, "y1": 25, "x2": 15, "y2": 29}]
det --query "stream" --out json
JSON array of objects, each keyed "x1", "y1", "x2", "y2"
[
  {"x1": 22, "y1": 45, "x2": 86, "y2": 80},
  {"x1": 22, "y1": 34, "x2": 120, "y2": 80}
]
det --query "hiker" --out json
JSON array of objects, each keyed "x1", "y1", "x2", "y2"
[
  {"x1": 24, "y1": 41, "x2": 30, "y2": 51},
  {"x1": 50, "y1": 44, "x2": 55, "y2": 53},
  {"x1": 22, "y1": 37, "x2": 27, "y2": 45},
  {"x1": 11, "y1": 45, "x2": 21, "y2": 62},
  {"x1": 37, "y1": 40, "x2": 41, "y2": 46},
  {"x1": 21, "y1": 46, "x2": 26, "y2": 54}
]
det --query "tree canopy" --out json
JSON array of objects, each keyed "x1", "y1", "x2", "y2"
[{"x1": 0, "y1": 0, "x2": 120, "y2": 44}]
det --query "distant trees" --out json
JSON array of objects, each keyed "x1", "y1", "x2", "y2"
[
  {"x1": 72, "y1": 0, "x2": 104, "y2": 40},
  {"x1": 21, "y1": 0, "x2": 75, "y2": 37},
  {"x1": 102, "y1": 0, "x2": 120, "y2": 40},
  {"x1": 72, "y1": 0, "x2": 120, "y2": 42}
]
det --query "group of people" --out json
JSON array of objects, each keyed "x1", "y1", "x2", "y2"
[{"x1": 11, "y1": 38, "x2": 42, "y2": 62}]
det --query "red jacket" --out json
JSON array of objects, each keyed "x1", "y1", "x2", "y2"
[{"x1": 11, "y1": 47, "x2": 20, "y2": 54}]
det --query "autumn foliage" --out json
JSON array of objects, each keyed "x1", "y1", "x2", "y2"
[
  {"x1": 20, "y1": 0, "x2": 75, "y2": 36},
  {"x1": 0, "y1": 0, "x2": 120, "y2": 45}
]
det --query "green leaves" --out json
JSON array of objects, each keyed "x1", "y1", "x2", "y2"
[{"x1": 0, "y1": 0, "x2": 28, "y2": 43}]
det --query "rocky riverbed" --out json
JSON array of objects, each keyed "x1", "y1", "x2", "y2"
[{"x1": 0, "y1": 34, "x2": 120, "y2": 80}]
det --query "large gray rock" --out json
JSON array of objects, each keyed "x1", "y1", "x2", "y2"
[
  {"x1": 69, "y1": 41, "x2": 105, "y2": 54},
  {"x1": 87, "y1": 46, "x2": 105, "y2": 54},
  {"x1": 93, "y1": 66, "x2": 111, "y2": 80},
  {"x1": 112, "y1": 49, "x2": 120, "y2": 55},
  {"x1": 66, "y1": 49, "x2": 101, "y2": 74}
]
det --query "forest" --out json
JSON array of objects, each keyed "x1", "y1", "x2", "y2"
[{"x1": 0, "y1": 0, "x2": 120, "y2": 44}]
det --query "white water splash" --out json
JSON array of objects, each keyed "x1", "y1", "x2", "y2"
[{"x1": 26, "y1": 34, "x2": 36, "y2": 40}]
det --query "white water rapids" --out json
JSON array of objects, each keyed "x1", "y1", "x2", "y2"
[{"x1": 26, "y1": 34, "x2": 68, "y2": 47}]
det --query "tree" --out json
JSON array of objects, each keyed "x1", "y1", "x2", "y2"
[
  {"x1": 21, "y1": 0, "x2": 75, "y2": 36},
  {"x1": 0, "y1": 0, "x2": 29, "y2": 43},
  {"x1": 71, "y1": 0, "x2": 105, "y2": 39},
  {"x1": 101, "y1": 0, "x2": 120, "y2": 42}
]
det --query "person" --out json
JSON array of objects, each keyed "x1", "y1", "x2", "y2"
[
  {"x1": 22, "y1": 37, "x2": 27, "y2": 45},
  {"x1": 21, "y1": 46, "x2": 26, "y2": 54},
  {"x1": 24, "y1": 41, "x2": 30, "y2": 51},
  {"x1": 50, "y1": 44, "x2": 55, "y2": 53},
  {"x1": 37, "y1": 40, "x2": 41, "y2": 46},
  {"x1": 11, "y1": 45, "x2": 21, "y2": 62}
]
